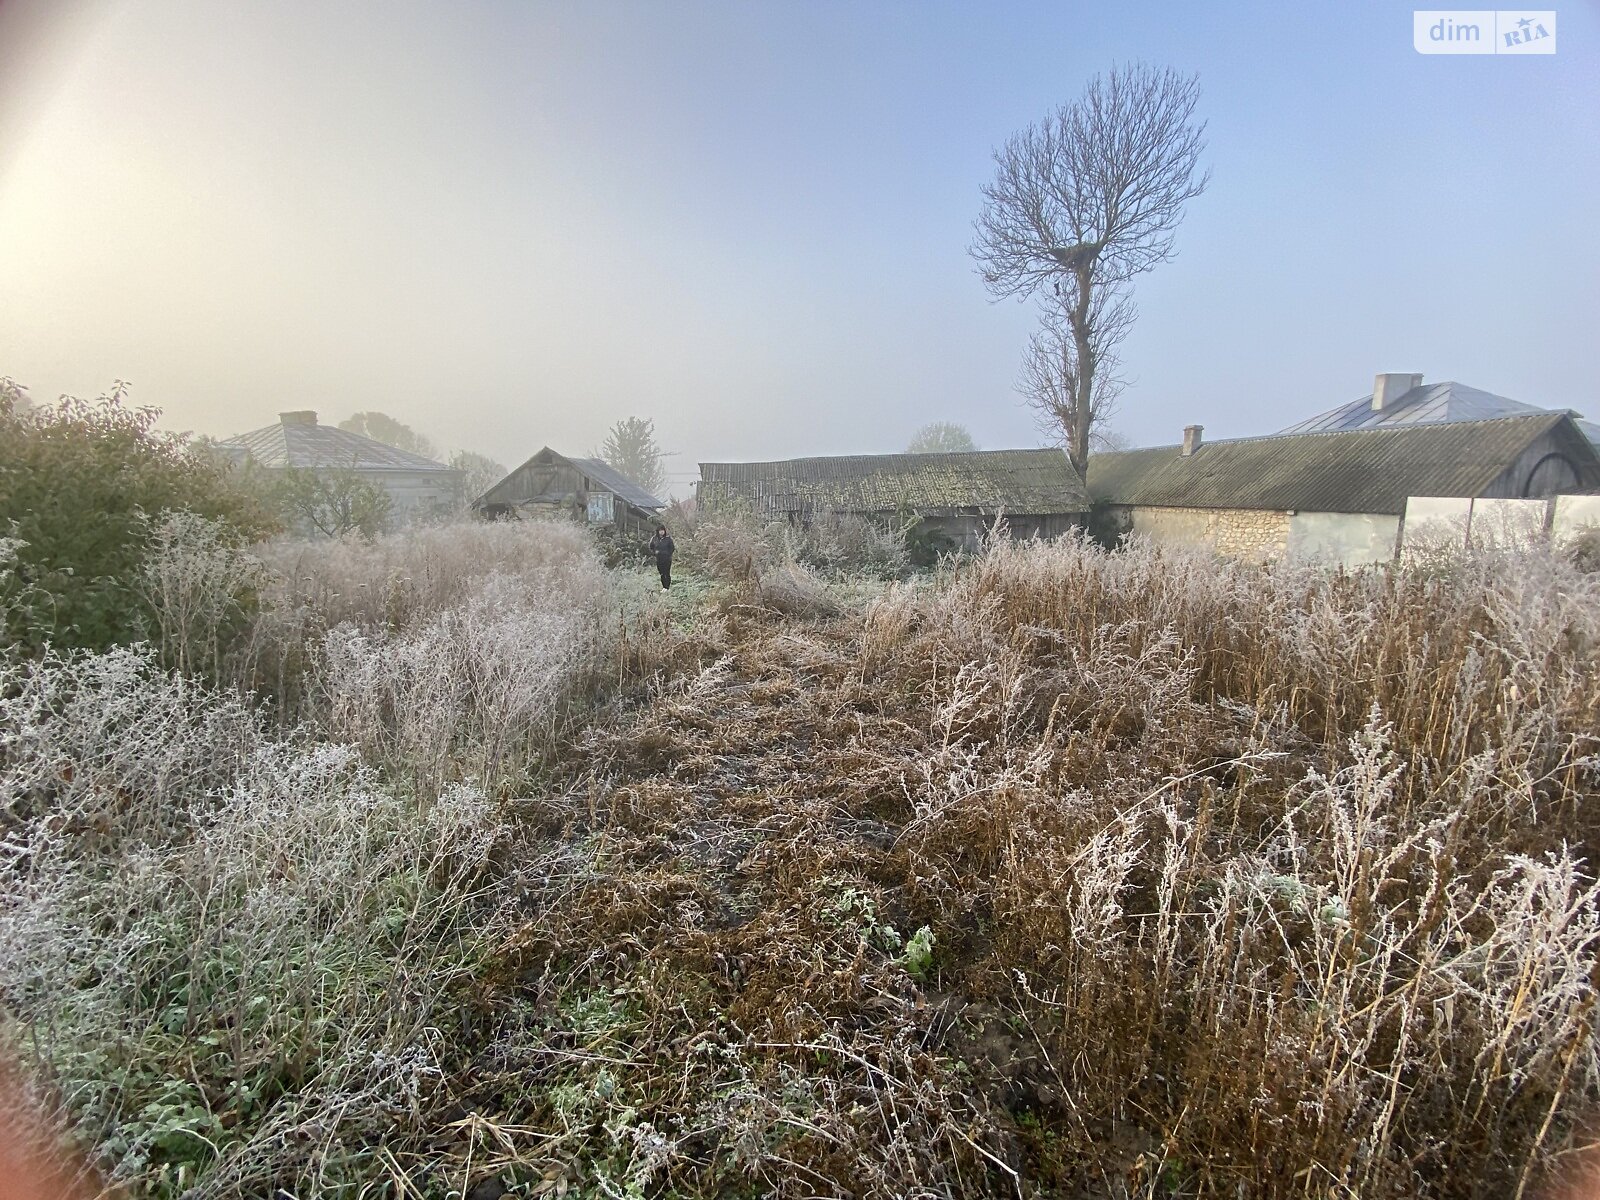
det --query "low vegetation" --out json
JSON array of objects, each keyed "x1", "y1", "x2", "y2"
[{"x1": 2, "y1": 500, "x2": 1599, "y2": 1198}]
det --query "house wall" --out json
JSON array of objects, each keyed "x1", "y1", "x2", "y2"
[
  {"x1": 1118, "y1": 505, "x2": 1291, "y2": 562},
  {"x1": 1286, "y1": 511, "x2": 1401, "y2": 565},
  {"x1": 1106, "y1": 504, "x2": 1402, "y2": 566},
  {"x1": 376, "y1": 470, "x2": 459, "y2": 519}
]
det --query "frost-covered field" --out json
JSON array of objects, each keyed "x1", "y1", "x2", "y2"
[{"x1": 3, "y1": 522, "x2": 1599, "y2": 1198}]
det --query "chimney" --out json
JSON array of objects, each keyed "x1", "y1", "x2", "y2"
[
  {"x1": 1371, "y1": 373, "x2": 1422, "y2": 412},
  {"x1": 279, "y1": 410, "x2": 317, "y2": 426},
  {"x1": 1181, "y1": 424, "x2": 1203, "y2": 456}
]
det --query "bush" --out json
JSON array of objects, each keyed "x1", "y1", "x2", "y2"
[
  {"x1": 0, "y1": 646, "x2": 510, "y2": 1197},
  {"x1": 0, "y1": 381, "x2": 273, "y2": 654}
]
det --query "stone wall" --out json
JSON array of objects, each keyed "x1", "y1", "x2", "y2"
[{"x1": 1127, "y1": 505, "x2": 1290, "y2": 562}]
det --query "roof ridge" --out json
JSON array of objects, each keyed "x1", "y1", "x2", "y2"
[
  {"x1": 698, "y1": 447, "x2": 1064, "y2": 469},
  {"x1": 1110, "y1": 410, "x2": 1568, "y2": 456}
]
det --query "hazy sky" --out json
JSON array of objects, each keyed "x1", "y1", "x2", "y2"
[{"x1": 1, "y1": 0, "x2": 1596, "y2": 490}]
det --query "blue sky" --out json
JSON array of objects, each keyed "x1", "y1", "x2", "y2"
[{"x1": 0, "y1": 0, "x2": 1595, "y2": 489}]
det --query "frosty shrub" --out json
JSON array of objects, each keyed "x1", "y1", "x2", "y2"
[
  {"x1": 1566, "y1": 525, "x2": 1600, "y2": 573},
  {"x1": 694, "y1": 516, "x2": 770, "y2": 585},
  {"x1": 774, "y1": 512, "x2": 908, "y2": 578},
  {"x1": 754, "y1": 560, "x2": 842, "y2": 619},
  {"x1": 315, "y1": 570, "x2": 609, "y2": 796},
  {"x1": 138, "y1": 511, "x2": 267, "y2": 681},
  {"x1": 251, "y1": 515, "x2": 604, "y2": 634},
  {"x1": 686, "y1": 506, "x2": 908, "y2": 583},
  {"x1": 0, "y1": 646, "x2": 510, "y2": 1197},
  {"x1": 200, "y1": 517, "x2": 613, "y2": 728}
]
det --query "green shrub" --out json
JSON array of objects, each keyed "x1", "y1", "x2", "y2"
[{"x1": 0, "y1": 381, "x2": 274, "y2": 654}]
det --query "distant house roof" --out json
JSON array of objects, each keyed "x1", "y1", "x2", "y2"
[
  {"x1": 220, "y1": 411, "x2": 455, "y2": 472},
  {"x1": 1280, "y1": 379, "x2": 1600, "y2": 448},
  {"x1": 1088, "y1": 413, "x2": 1597, "y2": 515},
  {"x1": 698, "y1": 449, "x2": 1088, "y2": 516}
]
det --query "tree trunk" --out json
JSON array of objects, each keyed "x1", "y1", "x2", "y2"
[{"x1": 1069, "y1": 269, "x2": 1095, "y2": 478}]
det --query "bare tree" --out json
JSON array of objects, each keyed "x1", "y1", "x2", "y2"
[
  {"x1": 1018, "y1": 286, "x2": 1136, "y2": 459},
  {"x1": 598, "y1": 417, "x2": 669, "y2": 498},
  {"x1": 1093, "y1": 425, "x2": 1134, "y2": 453},
  {"x1": 906, "y1": 422, "x2": 978, "y2": 453},
  {"x1": 971, "y1": 62, "x2": 1207, "y2": 475}
]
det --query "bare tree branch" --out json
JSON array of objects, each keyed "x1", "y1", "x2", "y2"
[{"x1": 1018, "y1": 287, "x2": 1135, "y2": 468}]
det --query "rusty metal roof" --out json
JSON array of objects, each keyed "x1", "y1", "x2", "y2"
[
  {"x1": 1087, "y1": 413, "x2": 1593, "y2": 515},
  {"x1": 698, "y1": 449, "x2": 1088, "y2": 516}
]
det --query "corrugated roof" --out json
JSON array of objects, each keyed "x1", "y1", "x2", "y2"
[
  {"x1": 699, "y1": 449, "x2": 1088, "y2": 515},
  {"x1": 569, "y1": 457, "x2": 665, "y2": 510},
  {"x1": 1087, "y1": 414, "x2": 1585, "y2": 515},
  {"x1": 220, "y1": 420, "x2": 456, "y2": 472},
  {"x1": 1280, "y1": 380, "x2": 1600, "y2": 447}
]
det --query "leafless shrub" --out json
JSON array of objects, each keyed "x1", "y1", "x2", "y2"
[
  {"x1": 694, "y1": 516, "x2": 771, "y2": 586},
  {"x1": 315, "y1": 570, "x2": 609, "y2": 796},
  {"x1": 137, "y1": 511, "x2": 267, "y2": 681}
]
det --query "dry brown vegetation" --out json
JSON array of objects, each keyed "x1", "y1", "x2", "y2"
[
  {"x1": 6, "y1": 523, "x2": 1600, "y2": 1199},
  {"x1": 453, "y1": 536, "x2": 1600, "y2": 1199}
]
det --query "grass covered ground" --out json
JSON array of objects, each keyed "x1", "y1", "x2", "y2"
[{"x1": 4, "y1": 522, "x2": 1599, "y2": 1198}]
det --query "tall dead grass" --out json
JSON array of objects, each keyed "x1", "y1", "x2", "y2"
[
  {"x1": 8, "y1": 522, "x2": 1600, "y2": 1197},
  {"x1": 468, "y1": 533, "x2": 1600, "y2": 1198},
  {"x1": 144, "y1": 516, "x2": 615, "y2": 794}
]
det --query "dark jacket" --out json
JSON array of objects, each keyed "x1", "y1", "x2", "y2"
[{"x1": 648, "y1": 532, "x2": 675, "y2": 563}]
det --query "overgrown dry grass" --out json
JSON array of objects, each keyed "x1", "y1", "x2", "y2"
[
  {"x1": 460, "y1": 535, "x2": 1600, "y2": 1199},
  {"x1": 5, "y1": 526, "x2": 1600, "y2": 1198}
]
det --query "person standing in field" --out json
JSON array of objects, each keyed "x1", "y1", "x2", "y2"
[{"x1": 648, "y1": 525, "x2": 675, "y2": 590}]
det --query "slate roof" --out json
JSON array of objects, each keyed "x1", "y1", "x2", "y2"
[
  {"x1": 220, "y1": 420, "x2": 455, "y2": 472},
  {"x1": 699, "y1": 449, "x2": 1088, "y2": 515},
  {"x1": 567, "y1": 456, "x2": 664, "y2": 510},
  {"x1": 1087, "y1": 414, "x2": 1586, "y2": 515},
  {"x1": 1280, "y1": 380, "x2": 1600, "y2": 448}
]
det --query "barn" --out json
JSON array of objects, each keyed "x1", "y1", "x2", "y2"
[
  {"x1": 1087, "y1": 412, "x2": 1600, "y2": 565},
  {"x1": 472, "y1": 447, "x2": 665, "y2": 540},
  {"x1": 697, "y1": 448, "x2": 1088, "y2": 550}
]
